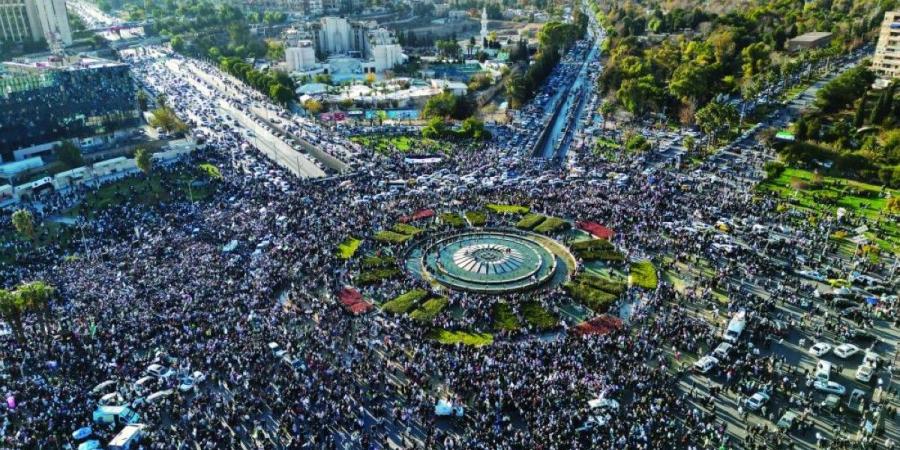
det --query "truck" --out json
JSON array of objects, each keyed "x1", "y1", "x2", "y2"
[{"x1": 723, "y1": 310, "x2": 747, "y2": 343}]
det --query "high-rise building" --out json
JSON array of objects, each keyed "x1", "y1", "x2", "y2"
[
  {"x1": 873, "y1": 11, "x2": 900, "y2": 88},
  {"x1": 312, "y1": 16, "x2": 370, "y2": 57},
  {"x1": 0, "y1": 56, "x2": 140, "y2": 159},
  {"x1": 0, "y1": 0, "x2": 71, "y2": 46},
  {"x1": 285, "y1": 39, "x2": 317, "y2": 71}
]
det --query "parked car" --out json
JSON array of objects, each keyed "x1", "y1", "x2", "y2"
[
  {"x1": 834, "y1": 343, "x2": 860, "y2": 359},
  {"x1": 808, "y1": 342, "x2": 832, "y2": 357},
  {"x1": 744, "y1": 392, "x2": 770, "y2": 411},
  {"x1": 777, "y1": 411, "x2": 798, "y2": 430},
  {"x1": 813, "y1": 380, "x2": 846, "y2": 396},
  {"x1": 145, "y1": 364, "x2": 175, "y2": 380},
  {"x1": 693, "y1": 356, "x2": 719, "y2": 374},
  {"x1": 855, "y1": 364, "x2": 874, "y2": 383}
]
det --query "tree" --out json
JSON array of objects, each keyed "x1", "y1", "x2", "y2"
[
  {"x1": 886, "y1": 196, "x2": 900, "y2": 215},
  {"x1": 365, "y1": 72, "x2": 377, "y2": 86},
  {"x1": 149, "y1": 107, "x2": 188, "y2": 134},
  {"x1": 137, "y1": 90, "x2": 149, "y2": 111},
  {"x1": 170, "y1": 35, "x2": 185, "y2": 53},
  {"x1": 0, "y1": 289, "x2": 25, "y2": 343},
  {"x1": 269, "y1": 83, "x2": 293, "y2": 106},
  {"x1": 16, "y1": 281, "x2": 54, "y2": 335},
  {"x1": 134, "y1": 148, "x2": 152, "y2": 174},
  {"x1": 56, "y1": 141, "x2": 84, "y2": 169},
  {"x1": 422, "y1": 117, "x2": 449, "y2": 139},
  {"x1": 794, "y1": 115, "x2": 809, "y2": 141},
  {"x1": 853, "y1": 96, "x2": 867, "y2": 128},
  {"x1": 683, "y1": 135, "x2": 697, "y2": 153},
  {"x1": 695, "y1": 101, "x2": 738, "y2": 148},
  {"x1": 600, "y1": 102, "x2": 616, "y2": 130},
  {"x1": 11, "y1": 209, "x2": 34, "y2": 239},
  {"x1": 616, "y1": 75, "x2": 660, "y2": 117},
  {"x1": 423, "y1": 92, "x2": 457, "y2": 119}
]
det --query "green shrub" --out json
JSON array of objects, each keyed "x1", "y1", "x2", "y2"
[
  {"x1": 574, "y1": 273, "x2": 626, "y2": 294},
  {"x1": 392, "y1": 223, "x2": 424, "y2": 236},
  {"x1": 374, "y1": 230, "x2": 413, "y2": 244},
  {"x1": 763, "y1": 161, "x2": 785, "y2": 179},
  {"x1": 198, "y1": 163, "x2": 223, "y2": 180},
  {"x1": 516, "y1": 213, "x2": 546, "y2": 229},
  {"x1": 382, "y1": 289, "x2": 428, "y2": 314},
  {"x1": 336, "y1": 236, "x2": 362, "y2": 259},
  {"x1": 410, "y1": 297, "x2": 449, "y2": 322},
  {"x1": 356, "y1": 268, "x2": 401, "y2": 285},
  {"x1": 629, "y1": 260, "x2": 658, "y2": 289},
  {"x1": 486, "y1": 204, "x2": 530, "y2": 214},
  {"x1": 428, "y1": 329, "x2": 494, "y2": 346},
  {"x1": 440, "y1": 213, "x2": 466, "y2": 228},
  {"x1": 533, "y1": 216, "x2": 569, "y2": 234},
  {"x1": 465, "y1": 210, "x2": 487, "y2": 227},
  {"x1": 493, "y1": 302, "x2": 521, "y2": 331},
  {"x1": 570, "y1": 239, "x2": 622, "y2": 261},
  {"x1": 521, "y1": 301, "x2": 558, "y2": 330},
  {"x1": 570, "y1": 239, "x2": 614, "y2": 251}
]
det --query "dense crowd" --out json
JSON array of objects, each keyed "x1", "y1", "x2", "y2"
[{"x1": 1, "y1": 42, "x2": 898, "y2": 450}]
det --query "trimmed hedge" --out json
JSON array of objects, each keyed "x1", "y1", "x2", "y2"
[
  {"x1": 516, "y1": 213, "x2": 546, "y2": 230},
  {"x1": 428, "y1": 329, "x2": 494, "y2": 346},
  {"x1": 533, "y1": 217, "x2": 569, "y2": 234},
  {"x1": 573, "y1": 273, "x2": 626, "y2": 295},
  {"x1": 570, "y1": 239, "x2": 614, "y2": 251},
  {"x1": 493, "y1": 302, "x2": 521, "y2": 331},
  {"x1": 564, "y1": 282, "x2": 618, "y2": 313},
  {"x1": 357, "y1": 268, "x2": 401, "y2": 285},
  {"x1": 374, "y1": 230, "x2": 413, "y2": 244},
  {"x1": 629, "y1": 260, "x2": 658, "y2": 289},
  {"x1": 392, "y1": 223, "x2": 424, "y2": 236},
  {"x1": 521, "y1": 301, "x2": 559, "y2": 330},
  {"x1": 361, "y1": 254, "x2": 395, "y2": 268},
  {"x1": 336, "y1": 236, "x2": 362, "y2": 259},
  {"x1": 410, "y1": 297, "x2": 449, "y2": 322},
  {"x1": 465, "y1": 210, "x2": 487, "y2": 227},
  {"x1": 440, "y1": 213, "x2": 466, "y2": 228},
  {"x1": 570, "y1": 239, "x2": 624, "y2": 261},
  {"x1": 381, "y1": 289, "x2": 428, "y2": 314},
  {"x1": 486, "y1": 204, "x2": 530, "y2": 214}
]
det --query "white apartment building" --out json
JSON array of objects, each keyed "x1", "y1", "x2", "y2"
[
  {"x1": 0, "y1": 0, "x2": 70, "y2": 45},
  {"x1": 873, "y1": 11, "x2": 900, "y2": 88}
]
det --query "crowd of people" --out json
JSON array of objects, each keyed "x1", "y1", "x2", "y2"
[{"x1": 1, "y1": 38, "x2": 898, "y2": 450}]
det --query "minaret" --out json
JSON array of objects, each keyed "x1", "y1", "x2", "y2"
[{"x1": 480, "y1": 6, "x2": 488, "y2": 44}]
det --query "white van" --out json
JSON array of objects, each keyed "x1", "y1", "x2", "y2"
[
  {"x1": 815, "y1": 360, "x2": 832, "y2": 382},
  {"x1": 694, "y1": 356, "x2": 719, "y2": 374},
  {"x1": 723, "y1": 311, "x2": 747, "y2": 343},
  {"x1": 108, "y1": 423, "x2": 145, "y2": 450}
]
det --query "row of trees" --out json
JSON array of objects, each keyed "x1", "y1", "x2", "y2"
[
  {"x1": 422, "y1": 117, "x2": 491, "y2": 141},
  {"x1": 596, "y1": 0, "x2": 887, "y2": 124},
  {"x1": 505, "y1": 16, "x2": 587, "y2": 108},
  {"x1": 219, "y1": 57, "x2": 296, "y2": 106},
  {"x1": 0, "y1": 281, "x2": 55, "y2": 344}
]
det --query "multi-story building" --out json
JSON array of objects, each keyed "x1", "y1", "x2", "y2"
[
  {"x1": 0, "y1": 0, "x2": 70, "y2": 45},
  {"x1": 312, "y1": 16, "x2": 372, "y2": 57},
  {"x1": 0, "y1": 56, "x2": 140, "y2": 160},
  {"x1": 873, "y1": 11, "x2": 900, "y2": 88},
  {"x1": 285, "y1": 39, "x2": 317, "y2": 71}
]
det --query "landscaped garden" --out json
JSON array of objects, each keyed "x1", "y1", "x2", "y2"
[{"x1": 349, "y1": 135, "x2": 449, "y2": 155}]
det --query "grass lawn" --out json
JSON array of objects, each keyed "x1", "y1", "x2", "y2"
[
  {"x1": 336, "y1": 236, "x2": 362, "y2": 259},
  {"x1": 428, "y1": 329, "x2": 494, "y2": 346},
  {"x1": 486, "y1": 204, "x2": 530, "y2": 215},
  {"x1": 533, "y1": 217, "x2": 569, "y2": 234},
  {"x1": 516, "y1": 213, "x2": 545, "y2": 230},
  {"x1": 758, "y1": 167, "x2": 899, "y2": 252},
  {"x1": 492, "y1": 302, "x2": 521, "y2": 331},
  {"x1": 356, "y1": 268, "x2": 401, "y2": 285},
  {"x1": 410, "y1": 297, "x2": 449, "y2": 322},
  {"x1": 374, "y1": 230, "x2": 413, "y2": 244},
  {"x1": 440, "y1": 213, "x2": 466, "y2": 228},
  {"x1": 465, "y1": 211, "x2": 487, "y2": 227},
  {"x1": 521, "y1": 301, "x2": 559, "y2": 330},
  {"x1": 361, "y1": 254, "x2": 395, "y2": 268},
  {"x1": 381, "y1": 289, "x2": 428, "y2": 314},
  {"x1": 350, "y1": 135, "x2": 448, "y2": 155},
  {"x1": 629, "y1": 260, "x2": 658, "y2": 289},
  {"x1": 75, "y1": 170, "x2": 214, "y2": 217},
  {"x1": 392, "y1": 223, "x2": 424, "y2": 236},
  {"x1": 0, "y1": 221, "x2": 77, "y2": 265}
]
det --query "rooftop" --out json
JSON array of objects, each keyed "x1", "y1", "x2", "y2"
[{"x1": 788, "y1": 31, "x2": 833, "y2": 42}]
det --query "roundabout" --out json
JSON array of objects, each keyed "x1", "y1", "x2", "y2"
[{"x1": 410, "y1": 229, "x2": 573, "y2": 294}]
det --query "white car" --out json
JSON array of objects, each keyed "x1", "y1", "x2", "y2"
[
  {"x1": 177, "y1": 371, "x2": 206, "y2": 392},
  {"x1": 796, "y1": 270, "x2": 826, "y2": 281},
  {"x1": 855, "y1": 364, "x2": 874, "y2": 382},
  {"x1": 694, "y1": 356, "x2": 719, "y2": 374},
  {"x1": 813, "y1": 380, "x2": 846, "y2": 396},
  {"x1": 808, "y1": 343, "x2": 832, "y2": 357},
  {"x1": 863, "y1": 351, "x2": 880, "y2": 368},
  {"x1": 744, "y1": 392, "x2": 770, "y2": 411},
  {"x1": 833, "y1": 343, "x2": 860, "y2": 359},
  {"x1": 146, "y1": 364, "x2": 175, "y2": 380}
]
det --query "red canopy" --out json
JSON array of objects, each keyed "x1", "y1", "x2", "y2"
[
  {"x1": 573, "y1": 315, "x2": 624, "y2": 336},
  {"x1": 338, "y1": 287, "x2": 373, "y2": 315},
  {"x1": 577, "y1": 221, "x2": 615, "y2": 240},
  {"x1": 399, "y1": 209, "x2": 435, "y2": 223}
]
